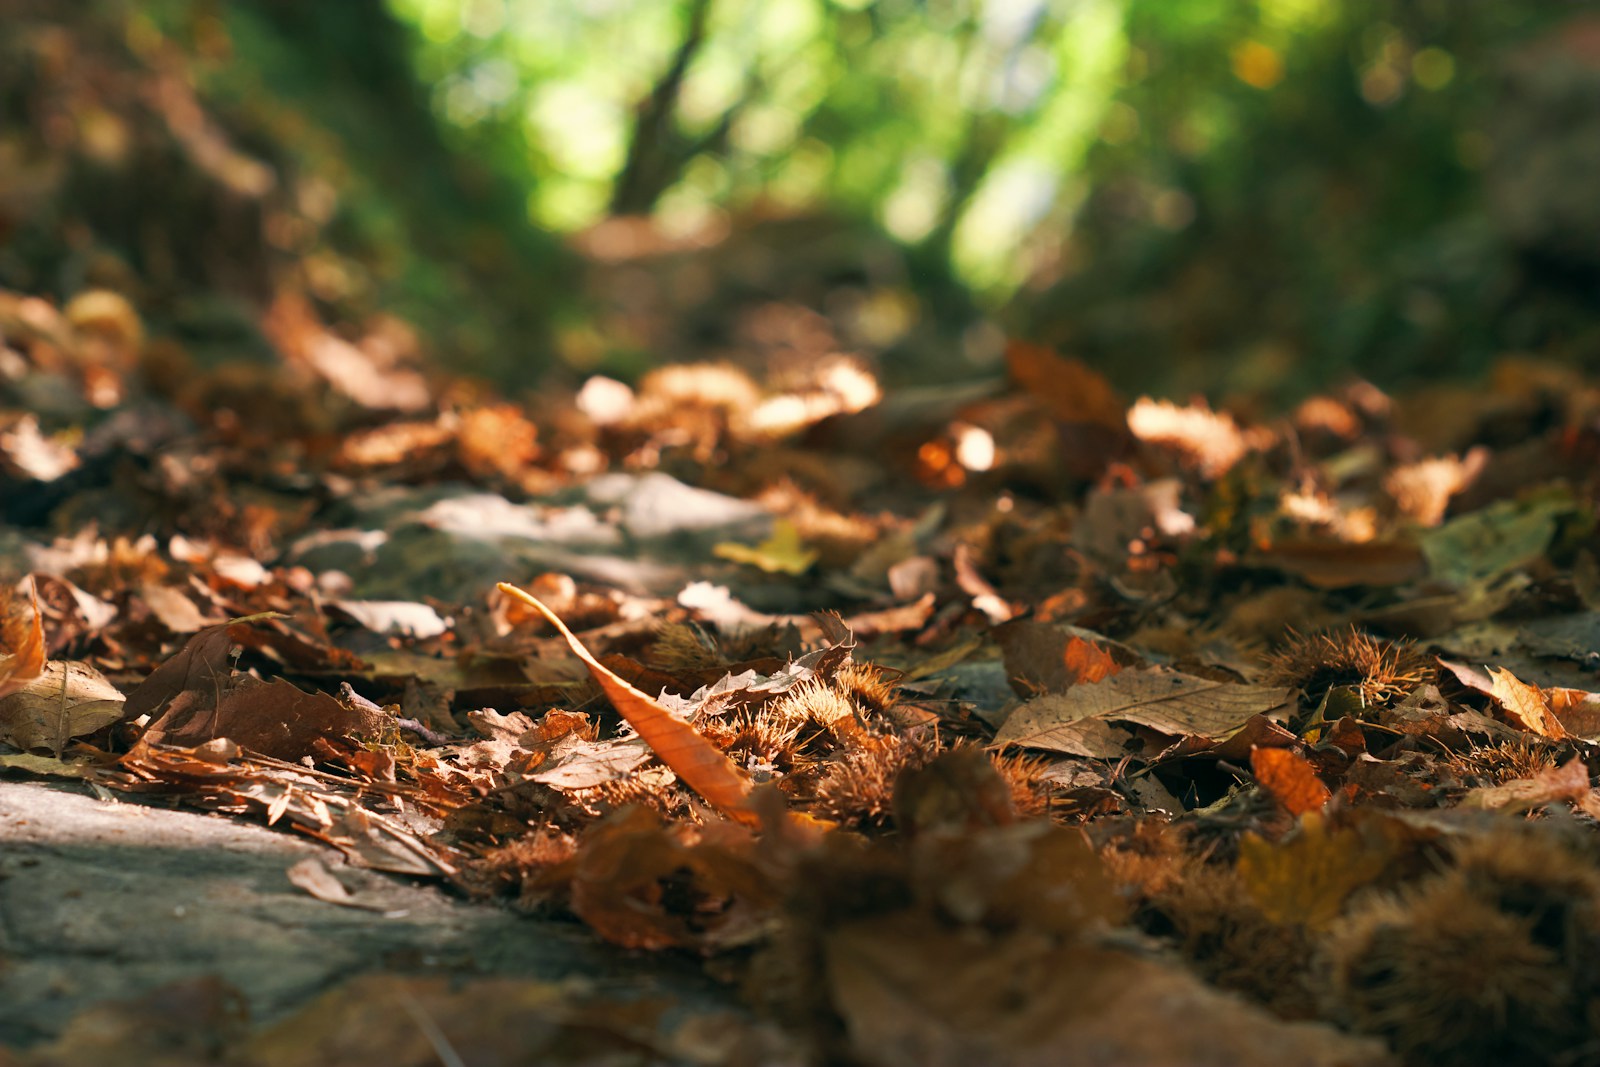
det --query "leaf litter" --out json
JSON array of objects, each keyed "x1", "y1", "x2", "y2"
[{"x1": 7, "y1": 209, "x2": 1600, "y2": 1067}]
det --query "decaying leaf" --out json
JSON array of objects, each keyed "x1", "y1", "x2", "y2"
[
  {"x1": 994, "y1": 667, "x2": 1294, "y2": 756},
  {"x1": 1237, "y1": 812, "x2": 1400, "y2": 927},
  {"x1": 285, "y1": 858, "x2": 379, "y2": 910},
  {"x1": 1460, "y1": 756, "x2": 1595, "y2": 813},
  {"x1": 996, "y1": 620, "x2": 1141, "y2": 697},
  {"x1": 1251, "y1": 539, "x2": 1429, "y2": 589},
  {"x1": 824, "y1": 915, "x2": 1392, "y2": 1067},
  {"x1": 1485, "y1": 666, "x2": 1567, "y2": 739},
  {"x1": 566, "y1": 806, "x2": 780, "y2": 950},
  {"x1": 121, "y1": 614, "x2": 269, "y2": 723},
  {"x1": 499, "y1": 581, "x2": 773, "y2": 829},
  {"x1": 144, "y1": 675, "x2": 386, "y2": 760},
  {"x1": 0, "y1": 659, "x2": 125, "y2": 753},
  {"x1": 1421, "y1": 494, "x2": 1572, "y2": 588}
]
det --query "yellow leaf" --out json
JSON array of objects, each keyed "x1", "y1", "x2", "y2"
[
  {"x1": 1238, "y1": 812, "x2": 1396, "y2": 927},
  {"x1": 713, "y1": 519, "x2": 818, "y2": 575}
]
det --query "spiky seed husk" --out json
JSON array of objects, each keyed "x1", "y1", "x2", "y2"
[
  {"x1": 810, "y1": 731, "x2": 940, "y2": 829},
  {"x1": 988, "y1": 751, "x2": 1055, "y2": 820},
  {"x1": 1262, "y1": 627, "x2": 1432, "y2": 708},
  {"x1": 1327, "y1": 877, "x2": 1582, "y2": 1066},
  {"x1": 1449, "y1": 829, "x2": 1600, "y2": 960},
  {"x1": 833, "y1": 662, "x2": 899, "y2": 717},
  {"x1": 645, "y1": 622, "x2": 723, "y2": 673}
]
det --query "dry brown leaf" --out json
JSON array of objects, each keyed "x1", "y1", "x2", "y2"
[
  {"x1": 567, "y1": 807, "x2": 779, "y2": 950},
  {"x1": 1460, "y1": 756, "x2": 1593, "y2": 812},
  {"x1": 0, "y1": 659, "x2": 125, "y2": 753},
  {"x1": 1486, "y1": 666, "x2": 1567, "y2": 738},
  {"x1": 499, "y1": 581, "x2": 771, "y2": 828},
  {"x1": 285, "y1": 858, "x2": 376, "y2": 910},
  {"x1": 996, "y1": 620, "x2": 1142, "y2": 697},
  {"x1": 1005, "y1": 341, "x2": 1125, "y2": 431},
  {"x1": 242, "y1": 973, "x2": 687, "y2": 1067},
  {"x1": 1546, "y1": 686, "x2": 1600, "y2": 737},
  {"x1": 528, "y1": 737, "x2": 655, "y2": 791},
  {"x1": 139, "y1": 582, "x2": 215, "y2": 634},
  {"x1": 1252, "y1": 539, "x2": 1428, "y2": 588},
  {"x1": 143, "y1": 675, "x2": 386, "y2": 760},
  {"x1": 953, "y1": 543, "x2": 1013, "y2": 624},
  {"x1": 1127, "y1": 397, "x2": 1248, "y2": 478},
  {"x1": 1062, "y1": 636, "x2": 1122, "y2": 686},
  {"x1": 993, "y1": 668, "x2": 1294, "y2": 755},
  {"x1": 1251, "y1": 746, "x2": 1332, "y2": 816}
]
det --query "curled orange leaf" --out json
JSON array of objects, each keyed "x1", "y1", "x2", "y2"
[{"x1": 498, "y1": 581, "x2": 767, "y2": 827}]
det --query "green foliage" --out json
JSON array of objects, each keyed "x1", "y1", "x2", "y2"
[{"x1": 386, "y1": 0, "x2": 1589, "y2": 396}]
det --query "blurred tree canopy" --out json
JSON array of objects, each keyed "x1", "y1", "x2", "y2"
[
  {"x1": 388, "y1": 0, "x2": 1597, "y2": 397},
  {"x1": 5, "y1": 0, "x2": 1597, "y2": 399}
]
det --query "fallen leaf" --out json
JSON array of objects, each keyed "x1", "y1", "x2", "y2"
[
  {"x1": 1251, "y1": 746, "x2": 1331, "y2": 816},
  {"x1": 139, "y1": 582, "x2": 215, "y2": 634},
  {"x1": 713, "y1": 518, "x2": 818, "y2": 575},
  {"x1": 953, "y1": 543, "x2": 1012, "y2": 623},
  {"x1": 1062, "y1": 636, "x2": 1122, "y2": 686},
  {"x1": 286, "y1": 858, "x2": 365, "y2": 908},
  {"x1": 0, "y1": 587, "x2": 46, "y2": 701},
  {"x1": 330, "y1": 599, "x2": 450, "y2": 639},
  {"x1": 567, "y1": 807, "x2": 779, "y2": 950},
  {"x1": 1252, "y1": 539, "x2": 1428, "y2": 589},
  {"x1": 995, "y1": 620, "x2": 1142, "y2": 697},
  {"x1": 0, "y1": 659, "x2": 126, "y2": 753},
  {"x1": 994, "y1": 667, "x2": 1294, "y2": 754},
  {"x1": 842, "y1": 593, "x2": 936, "y2": 638},
  {"x1": 1546, "y1": 686, "x2": 1600, "y2": 737},
  {"x1": 1237, "y1": 812, "x2": 1399, "y2": 927},
  {"x1": 1460, "y1": 756, "x2": 1592, "y2": 812},
  {"x1": 0, "y1": 752, "x2": 95, "y2": 778},
  {"x1": 499, "y1": 581, "x2": 766, "y2": 828},
  {"x1": 1005, "y1": 340, "x2": 1126, "y2": 431},
  {"x1": 824, "y1": 914, "x2": 1393, "y2": 1067},
  {"x1": 144, "y1": 674, "x2": 386, "y2": 760},
  {"x1": 528, "y1": 737, "x2": 655, "y2": 791},
  {"x1": 1128, "y1": 397, "x2": 1248, "y2": 478},
  {"x1": 1486, "y1": 666, "x2": 1567, "y2": 738},
  {"x1": 1421, "y1": 494, "x2": 1572, "y2": 588},
  {"x1": 242, "y1": 973, "x2": 687, "y2": 1067},
  {"x1": 122, "y1": 614, "x2": 276, "y2": 724}
]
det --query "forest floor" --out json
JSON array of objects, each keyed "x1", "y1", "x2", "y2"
[
  {"x1": 3, "y1": 286, "x2": 1600, "y2": 1067},
  {"x1": 8, "y1": 8, "x2": 1600, "y2": 1066}
]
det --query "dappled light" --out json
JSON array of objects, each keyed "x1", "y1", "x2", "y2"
[{"x1": 6, "y1": 1, "x2": 1600, "y2": 1065}]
